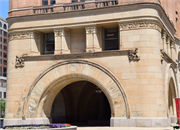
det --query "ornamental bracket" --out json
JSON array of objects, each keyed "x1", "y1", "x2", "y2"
[
  {"x1": 15, "y1": 56, "x2": 25, "y2": 68},
  {"x1": 128, "y1": 48, "x2": 140, "y2": 61}
]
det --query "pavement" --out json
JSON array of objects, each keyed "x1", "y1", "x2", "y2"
[{"x1": 77, "y1": 127, "x2": 174, "y2": 130}]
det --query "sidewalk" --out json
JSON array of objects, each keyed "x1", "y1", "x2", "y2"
[{"x1": 77, "y1": 127, "x2": 173, "y2": 130}]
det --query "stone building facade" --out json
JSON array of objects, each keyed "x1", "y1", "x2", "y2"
[{"x1": 5, "y1": 0, "x2": 180, "y2": 127}]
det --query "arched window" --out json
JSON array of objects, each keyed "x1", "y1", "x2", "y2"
[
  {"x1": 0, "y1": 22, "x2": 2, "y2": 27},
  {"x1": 3, "y1": 24, "x2": 7, "y2": 30}
]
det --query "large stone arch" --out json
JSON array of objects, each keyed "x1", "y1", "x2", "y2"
[
  {"x1": 165, "y1": 63, "x2": 179, "y2": 120},
  {"x1": 23, "y1": 60, "x2": 130, "y2": 123}
]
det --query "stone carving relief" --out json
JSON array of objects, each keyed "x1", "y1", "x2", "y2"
[
  {"x1": 119, "y1": 20, "x2": 161, "y2": 32},
  {"x1": 85, "y1": 26, "x2": 101, "y2": 34},
  {"x1": 128, "y1": 48, "x2": 140, "y2": 61},
  {"x1": 54, "y1": 28, "x2": 70, "y2": 37},
  {"x1": 160, "y1": 49, "x2": 164, "y2": 62},
  {"x1": 9, "y1": 31, "x2": 39, "y2": 41},
  {"x1": 15, "y1": 56, "x2": 25, "y2": 68}
]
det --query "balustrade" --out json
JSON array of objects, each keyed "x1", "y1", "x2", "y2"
[
  {"x1": 96, "y1": 0, "x2": 118, "y2": 8},
  {"x1": 34, "y1": 7, "x2": 54, "y2": 14}
]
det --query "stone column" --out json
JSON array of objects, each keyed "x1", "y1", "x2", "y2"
[
  {"x1": 166, "y1": 36, "x2": 170, "y2": 55},
  {"x1": 54, "y1": 28, "x2": 70, "y2": 54},
  {"x1": 170, "y1": 41, "x2": 176, "y2": 60},
  {"x1": 85, "y1": 25, "x2": 102, "y2": 52},
  {"x1": 162, "y1": 30, "x2": 166, "y2": 51},
  {"x1": 29, "y1": 31, "x2": 41, "y2": 56}
]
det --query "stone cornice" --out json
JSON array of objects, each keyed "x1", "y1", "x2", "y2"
[
  {"x1": 8, "y1": 31, "x2": 40, "y2": 41},
  {"x1": 85, "y1": 26, "x2": 101, "y2": 34},
  {"x1": 119, "y1": 20, "x2": 162, "y2": 32},
  {"x1": 160, "y1": 49, "x2": 177, "y2": 71},
  {"x1": 22, "y1": 50, "x2": 130, "y2": 61}
]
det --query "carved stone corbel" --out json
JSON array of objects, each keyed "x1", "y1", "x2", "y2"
[
  {"x1": 15, "y1": 56, "x2": 25, "y2": 68},
  {"x1": 160, "y1": 49, "x2": 164, "y2": 62},
  {"x1": 128, "y1": 48, "x2": 140, "y2": 61}
]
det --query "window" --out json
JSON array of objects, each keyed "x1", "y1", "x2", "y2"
[
  {"x1": 4, "y1": 39, "x2": 7, "y2": 44},
  {"x1": 3, "y1": 46, "x2": 7, "y2": 51},
  {"x1": 3, "y1": 80, "x2": 6, "y2": 87},
  {"x1": 104, "y1": 28, "x2": 119, "y2": 50},
  {"x1": 3, "y1": 53, "x2": 7, "y2": 58},
  {"x1": 0, "y1": 66, "x2": 2, "y2": 76},
  {"x1": 3, "y1": 60, "x2": 7, "y2": 65},
  {"x1": 0, "y1": 22, "x2": 2, "y2": 27},
  {"x1": 72, "y1": 0, "x2": 78, "y2": 2},
  {"x1": 4, "y1": 32, "x2": 7, "y2": 37},
  {"x1": 0, "y1": 92, "x2": 2, "y2": 98},
  {"x1": 4, "y1": 92, "x2": 6, "y2": 98},
  {"x1": 3, "y1": 67, "x2": 7, "y2": 77},
  {"x1": 44, "y1": 33, "x2": 55, "y2": 54},
  {"x1": 51, "y1": 0, "x2": 55, "y2": 5},
  {"x1": 0, "y1": 37, "x2": 2, "y2": 42},
  {"x1": 42, "y1": 0, "x2": 48, "y2": 5},
  {"x1": 80, "y1": 0, "x2": 86, "y2": 1},
  {"x1": 3, "y1": 24, "x2": 7, "y2": 30},
  {"x1": 0, "y1": 44, "x2": 2, "y2": 49},
  {"x1": 0, "y1": 52, "x2": 2, "y2": 57},
  {"x1": 0, "y1": 30, "x2": 2, "y2": 35},
  {"x1": 0, "y1": 59, "x2": 2, "y2": 64}
]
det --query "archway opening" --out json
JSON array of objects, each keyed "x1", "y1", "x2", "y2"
[{"x1": 51, "y1": 81, "x2": 111, "y2": 126}]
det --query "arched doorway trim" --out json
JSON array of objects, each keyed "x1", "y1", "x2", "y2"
[
  {"x1": 22, "y1": 60, "x2": 130, "y2": 120},
  {"x1": 164, "y1": 63, "x2": 179, "y2": 118}
]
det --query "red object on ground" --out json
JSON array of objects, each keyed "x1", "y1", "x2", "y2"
[{"x1": 176, "y1": 98, "x2": 180, "y2": 122}]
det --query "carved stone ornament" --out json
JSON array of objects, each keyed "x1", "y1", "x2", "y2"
[
  {"x1": 119, "y1": 20, "x2": 162, "y2": 32},
  {"x1": 128, "y1": 48, "x2": 140, "y2": 61},
  {"x1": 85, "y1": 26, "x2": 101, "y2": 34},
  {"x1": 9, "y1": 31, "x2": 39, "y2": 41},
  {"x1": 160, "y1": 49, "x2": 164, "y2": 62},
  {"x1": 15, "y1": 56, "x2": 25, "y2": 68},
  {"x1": 54, "y1": 28, "x2": 70, "y2": 37},
  {"x1": 161, "y1": 30, "x2": 166, "y2": 39}
]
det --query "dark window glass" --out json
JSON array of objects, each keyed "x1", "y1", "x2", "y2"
[
  {"x1": 80, "y1": 0, "x2": 86, "y2": 1},
  {"x1": 0, "y1": 44, "x2": 2, "y2": 49},
  {"x1": 3, "y1": 80, "x2": 6, "y2": 87},
  {"x1": 104, "y1": 28, "x2": 119, "y2": 50},
  {"x1": 0, "y1": 59, "x2": 2, "y2": 64},
  {"x1": 3, "y1": 24, "x2": 7, "y2": 30},
  {"x1": 72, "y1": 0, "x2": 78, "y2": 2},
  {"x1": 0, "y1": 92, "x2": 2, "y2": 98},
  {"x1": 3, "y1": 67, "x2": 7, "y2": 77},
  {"x1": 51, "y1": 0, "x2": 55, "y2": 5},
  {"x1": 0, "y1": 30, "x2": 2, "y2": 35},
  {"x1": 4, "y1": 92, "x2": 6, "y2": 98},
  {"x1": 0, "y1": 66, "x2": 2, "y2": 76},
  {"x1": 44, "y1": 33, "x2": 55, "y2": 54},
  {"x1": 3, "y1": 60, "x2": 7, "y2": 65},
  {"x1": 3, "y1": 53, "x2": 7, "y2": 58},
  {"x1": 42, "y1": 0, "x2": 48, "y2": 5},
  {"x1": 0, "y1": 22, "x2": 2, "y2": 27},
  {"x1": 4, "y1": 39, "x2": 7, "y2": 44},
  {"x1": 3, "y1": 46, "x2": 7, "y2": 51},
  {"x1": 0, "y1": 52, "x2": 2, "y2": 57},
  {"x1": 4, "y1": 32, "x2": 7, "y2": 37},
  {"x1": 0, "y1": 37, "x2": 2, "y2": 42}
]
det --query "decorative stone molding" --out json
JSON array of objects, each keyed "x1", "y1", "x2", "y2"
[
  {"x1": 162, "y1": 30, "x2": 166, "y2": 39},
  {"x1": 119, "y1": 20, "x2": 162, "y2": 32},
  {"x1": 128, "y1": 48, "x2": 140, "y2": 61},
  {"x1": 54, "y1": 28, "x2": 70, "y2": 37},
  {"x1": 160, "y1": 49, "x2": 177, "y2": 70},
  {"x1": 170, "y1": 42, "x2": 175, "y2": 49},
  {"x1": 22, "y1": 50, "x2": 129, "y2": 61},
  {"x1": 85, "y1": 26, "x2": 101, "y2": 34},
  {"x1": 15, "y1": 56, "x2": 25, "y2": 68},
  {"x1": 9, "y1": 31, "x2": 39, "y2": 41}
]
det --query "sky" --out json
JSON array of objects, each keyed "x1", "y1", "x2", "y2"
[{"x1": 0, "y1": 0, "x2": 9, "y2": 19}]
